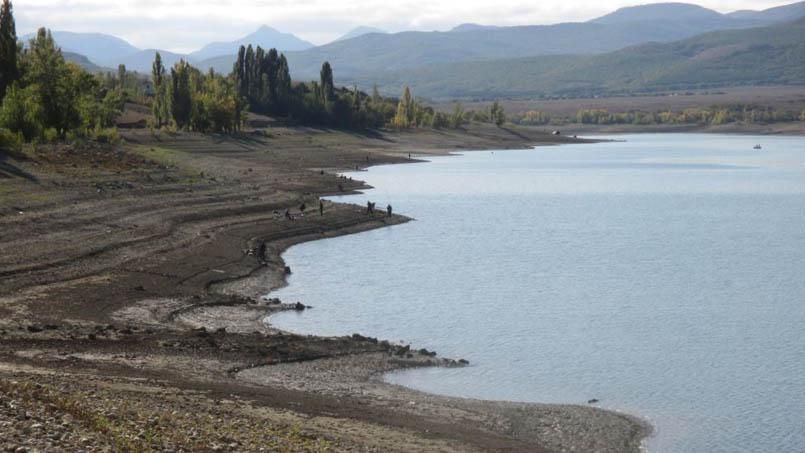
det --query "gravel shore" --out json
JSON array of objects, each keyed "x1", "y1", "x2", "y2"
[{"x1": 0, "y1": 124, "x2": 649, "y2": 451}]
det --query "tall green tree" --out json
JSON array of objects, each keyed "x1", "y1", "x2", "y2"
[
  {"x1": 370, "y1": 84, "x2": 381, "y2": 105},
  {"x1": 450, "y1": 102, "x2": 464, "y2": 128},
  {"x1": 490, "y1": 100, "x2": 506, "y2": 127},
  {"x1": 392, "y1": 86, "x2": 415, "y2": 128},
  {"x1": 117, "y1": 64, "x2": 126, "y2": 91},
  {"x1": 151, "y1": 52, "x2": 168, "y2": 127},
  {"x1": 319, "y1": 62, "x2": 334, "y2": 109},
  {"x1": 352, "y1": 85, "x2": 361, "y2": 112},
  {"x1": 26, "y1": 28, "x2": 75, "y2": 134},
  {"x1": 0, "y1": 0, "x2": 18, "y2": 99},
  {"x1": 275, "y1": 54, "x2": 291, "y2": 112},
  {"x1": 0, "y1": 83, "x2": 42, "y2": 139},
  {"x1": 170, "y1": 60, "x2": 192, "y2": 129},
  {"x1": 234, "y1": 45, "x2": 246, "y2": 96}
]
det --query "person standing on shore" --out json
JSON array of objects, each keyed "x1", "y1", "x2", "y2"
[
  {"x1": 319, "y1": 200, "x2": 324, "y2": 216},
  {"x1": 387, "y1": 204, "x2": 392, "y2": 218}
]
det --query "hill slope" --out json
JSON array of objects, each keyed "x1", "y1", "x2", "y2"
[
  {"x1": 727, "y1": 1, "x2": 805, "y2": 22},
  {"x1": 351, "y1": 18, "x2": 805, "y2": 99},
  {"x1": 591, "y1": 3, "x2": 725, "y2": 24},
  {"x1": 63, "y1": 52, "x2": 109, "y2": 73},
  {"x1": 21, "y1": 31, "x2": 140, "y2": 64},
  {"x1": 115, "y1": 49, "x2": 191, "y2": 74},
  {"x1": 335, "y1": 26, "x2": 386, "y2": 42}
]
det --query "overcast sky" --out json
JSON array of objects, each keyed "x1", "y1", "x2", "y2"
[{"x1": 15, "y1": 0, "x2": 796, "y2": 52}]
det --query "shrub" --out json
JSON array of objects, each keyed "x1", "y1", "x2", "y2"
[
  {"x1": 93, "y1": 127, "x2": 122, "y2": 145},
  {"x1": 0, "y1": 84, "x2": 43, "y2": 141},
  {"x1": 0, "y1": 128, "x2": 23, "y2": 154},
  {"x1": 43, "y1": 128, "x2": 60, "y2": 143}
]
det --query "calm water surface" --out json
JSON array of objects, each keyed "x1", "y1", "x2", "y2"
[{"x1": 269, "y1": 134, "x2": 805, "y2": 453}]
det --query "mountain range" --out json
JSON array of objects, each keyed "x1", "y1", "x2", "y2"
[
  {"x1": 350, "y1": 17, "x2": 805, "y2": 99},
  {"x1": 20, "y1": 1, "x2": 805, "y2": 100},
  {"x1": 23, "y1": 25, "x2": 315, "y2": 72},
  {"x1": 200, "y1": 1, "x2": 805, "y2": 80}
]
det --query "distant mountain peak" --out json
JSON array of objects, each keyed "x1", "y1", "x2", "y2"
[
  {"x1": 591, "y1": 2, "x2": 725, "y2": 24},
  {"x1": 335, "y1": 26, "x2": 386, "y2": 42},
  {"x1": 450, "y1": 23, "x2": 500, "y2": 32},
  {"x1": 189, "y1": 26, "x2": 314, "y2": 60},
  {"x1": 727, "y1": 1, "x2": 805, "y2": 22}
]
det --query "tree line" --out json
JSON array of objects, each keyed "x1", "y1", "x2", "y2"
[
  {"x1": 511, "y1": 106, "x2": 805, "y2": 126},
  {"x1": 0, "y1": 0, "x2": 511, "y2": 147},
  {"x1": 0, "y1": 0, "x2": 124, "y2": 145}
]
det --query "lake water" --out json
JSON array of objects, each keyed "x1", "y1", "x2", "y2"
[{"x1": 268, "y1": 134, "x2": 805, "y2": 453}]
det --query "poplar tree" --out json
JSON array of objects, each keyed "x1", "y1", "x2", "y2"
[
  {"x1": 392, "y1": 86, "x2": 414, "y2": 128},
  {"x1": 151, "y1": 52, "x2": 167, "y2": 127},
  {"x1": 371, "y1": 84, "x2": 381, "y2": 105},
  {"x1": 352, "y1": 85, "x2": 360, "y2": 111},
  {"x1": 244, "y1": 45, "x2": 254, "y2": 99},
  {"x1": 275, "y1": 54, "x2": 291, "y2": 111},
  {"x1": 450, "y1": 102, "x2": 464, "y2": 128},
  {"x1": 234, "y1": 45, "x2": 246, "y2": 97},
  {"x1": 171, "y1": 60, "x2": 192, "y2": 129},
  {"x1": 117, "y1": 64, "x2": 126, "y2": 92},
  {"x1": 319, "y1": 62, "x2": 334, "y2": 108},
  {"x1": 490, "y1": 100, "x2": 505, "y2": 127}
]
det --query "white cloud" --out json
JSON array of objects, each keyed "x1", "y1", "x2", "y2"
[{"x1": 13, "y1": 0, "x2": 797, "y2": 52}]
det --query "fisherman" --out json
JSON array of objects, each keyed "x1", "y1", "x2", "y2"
[
  {"x1": 319, "y1": 199, "x2": 324, "y2": 216},
  {"x1": 387, "y1": 204, "x2": 392, "y2": 217}
]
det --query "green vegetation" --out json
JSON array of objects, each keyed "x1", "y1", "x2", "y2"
[
  {"x1": 0, "y1": 0, "x2": 17, "y2": 99},
  {"x1": 231, "y1": 44, "x2": 404, "y2": 128},
  {"x1": 509, "y1": 104, "x2": 804, "y2": 127},
  {"x1": 0, "y1": 2, "x2": 125, "y2": 144},
  {"x1": 388, "y1": 86, "x2": 504, "y2": 129}
]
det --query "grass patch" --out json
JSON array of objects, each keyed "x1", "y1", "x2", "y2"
[
  {"x1": 133, "y1": 146, "x2": 186, "y2": 168},
  {"x1": 0, "y1": 181, "x2": 55, "y2": 205}
]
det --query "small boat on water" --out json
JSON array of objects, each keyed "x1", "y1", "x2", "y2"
[{"x1": 754, "y1": 144, "x2": 762, "y2": 150}]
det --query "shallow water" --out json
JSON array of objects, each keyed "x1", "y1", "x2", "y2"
[{"x1": 269, "y1": 134, "x2": 805, "y2": 453}]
